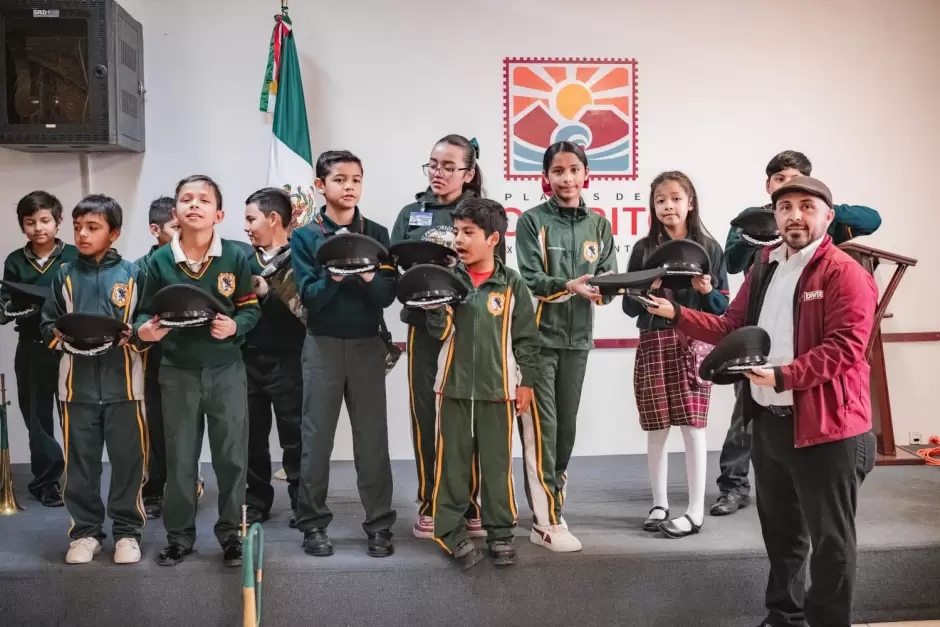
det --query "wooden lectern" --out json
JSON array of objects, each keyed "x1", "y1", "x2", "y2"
[{"x1": 839, "y1": 243, "x2": 920, "y2": 465}]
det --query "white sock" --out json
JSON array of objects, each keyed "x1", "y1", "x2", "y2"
[
  {"x1": 672, "y1": 426, "x2": 707, "y2": 530},
  {"x1": 646, "y1": 428, "x2": 671, "y2": 520}
]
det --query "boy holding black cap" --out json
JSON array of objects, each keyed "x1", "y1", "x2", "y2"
[
  {"x1": 40, "y1": 195, "x2": 147, "y2": 565},
  {"x1": 712, "y1": 150, "x2": 881, "y2": 518},
  {"x1": 291, "y1": 150, "x2": 398, "y2": 559},
  {"x1": 135, "y1": 175, "x2": 260, "y2": 568},
  {"x1": 0, "y1": 191, "x2": 77, "y2": 507},
  {"x1": 425, "y1": 197, "x2": 540, "y2": 569}
]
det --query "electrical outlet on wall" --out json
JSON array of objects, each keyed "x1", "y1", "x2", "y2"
[{"x1": 910, "y1": 432, "x2": 923, "y2": 445}]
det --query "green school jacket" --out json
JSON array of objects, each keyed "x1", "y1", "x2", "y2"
[
  {"x1": 514, "y1": 197, "x2": 618, "y2": 351},
  {"x1": 40, "y1": 250, "x2": 145, "y2": 404},
  {"x1": 724, "y1": 203, "x2": 882, "y2": 275},
  {"x1": 133, "y1": 236, "x2": 261, "y2": 368},
  {"x1": 425, "y1": 260, "x2": 540, "y2": 401},
  {"x1": 0, "y1": 240, "x2": 78, "y2": 341},
  {"x1": 290, "y1": 207, "x2": 397, "y2": 339}
]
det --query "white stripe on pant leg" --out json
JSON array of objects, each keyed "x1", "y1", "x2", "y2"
[{"x1": 519, "y1": 407, "x2": 552, "y2": 527}]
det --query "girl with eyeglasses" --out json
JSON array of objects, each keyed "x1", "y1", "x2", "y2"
[{"x1": 390, "y1": 134, "x2": 493, "y2": 542}]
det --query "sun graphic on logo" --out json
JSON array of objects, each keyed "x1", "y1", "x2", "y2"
[{"x1": 504, "y1": 58, "x2": 638, "y2": 179}]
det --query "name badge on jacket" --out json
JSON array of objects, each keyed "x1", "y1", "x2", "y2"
[{"x1": 409, "y1": 212, "x2": 433, "y2": 227}]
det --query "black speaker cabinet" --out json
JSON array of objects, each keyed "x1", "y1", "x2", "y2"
[{"x1": 0, "y1": 0, "x2": 144, "y2": 152}]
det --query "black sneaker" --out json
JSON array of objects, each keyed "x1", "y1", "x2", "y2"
[
  {"x1": 488, "y1": 538, "x2": 516, "y2": 567},
  {"x1": 243, "y1": 507, "x2": 270, "y2": 525},
  {"x1": 288, "y1": 512, "x2": 298, "y2": 529},
  {"x1": 143, "y1": 496, "x2": 163, "y2": 519},
  {"x1": 222, "y1": 538, "x2": 242, "y2": 567},
  {"x1": 157, "y1": 543, "x2": 192, "y2": 566},
  {"x1": 367, "y1": 530, "x2": 394, "y2": 558},
  {"x1": 39, "y1": 484, "x2": 64, "y2": 507},
  {"x1": 454, "y1": 539, "x2": 483, "y2": 570},
  {"x1": 303, "y1": 528, "x2": 333, "y2": 557}
]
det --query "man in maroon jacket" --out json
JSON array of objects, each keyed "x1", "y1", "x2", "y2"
[{"x1": 645, "y1": 175, "x2": 878, "y2": 627}]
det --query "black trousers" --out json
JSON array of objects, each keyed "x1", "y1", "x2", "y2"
[
  {"x1": 716, "y1": 380, "x2": 751, "y2": 496},
  {"x1": 244, "y1": 347, "x2": 302, "y2": 514},
  {"x1": 296, "y1": 334, "x2": 396, "y2": 535},
  {"x1": 751, "y1": 408, "x2": 876, "y2": 627},
  {"x1": 14, "y1": 338, "x2": 64, "y2": 497}
]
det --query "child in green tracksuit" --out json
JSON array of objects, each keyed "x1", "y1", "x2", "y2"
[
  {"x1": 514, "y1": 141, "x2": 617, "y2": 552},
  {"x1": 426, "y1": 198, "x2": 540, "y2": 569},
  {"x1": 390, "y1": 134, "x2": 493, "y2": 539},
  {"x1": 0, "y1": 191, "x2": 77, "y2": 507},
  {"x1": 40, "y1": 195, "x2": 147, "y2": 565},
  {"x1": 135, "y1": 175, "x2": 261, "y2": 568}
]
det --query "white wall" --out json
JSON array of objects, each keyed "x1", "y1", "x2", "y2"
[{"x1": 1, "y1": 0, "x2": 938, "y2": 464}]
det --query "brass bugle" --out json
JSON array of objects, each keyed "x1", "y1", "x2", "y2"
[{"x1": 0, "y1": 373, "x2": 24, "y2": 515}]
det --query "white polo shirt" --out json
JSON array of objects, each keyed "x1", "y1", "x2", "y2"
[
  {"x1": 752, "y1": 236, "x2": 824, "y2": 407},
  {"x1": 170, "y1": 231, "x2": 222, "y2": 273}
]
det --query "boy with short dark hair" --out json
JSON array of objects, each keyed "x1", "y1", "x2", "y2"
[
  {"x1": 713, "y1": 150, "x2": 882, "y2": 517},
  {"x1": 426, "y1": 198, "x2": 540, "y2": 569},
  {"x1": 291, "y1": 150, "x2": 398, "y2": 558},
  {"x1": 242, "y1": 187, "x2": 304, "y2": 526},
  {"x1": 135, "y1": 196, "x2": 178, "y2": 518},
  {"x1": 0, "y1": 191, "x2": 77, "y2": 507},
  {"x1": 40, "y1": 195, "x2": 147, "y2": 565},
  {"x1": 135, "y1": 175, "x2": 261, "y2": 567}
]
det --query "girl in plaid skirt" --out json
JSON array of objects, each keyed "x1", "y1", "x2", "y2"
[{"x1": 623, "y1": 171, "x2": 729, "y2": 538}]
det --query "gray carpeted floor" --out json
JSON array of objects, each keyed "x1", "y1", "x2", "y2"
[{"x1": 1, "y1": 454, "x2": 938, "y2": 627}]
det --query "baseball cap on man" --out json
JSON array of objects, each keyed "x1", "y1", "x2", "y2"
[{"x1": 771, "y1": 175, "x2": 833, "y2": 208}]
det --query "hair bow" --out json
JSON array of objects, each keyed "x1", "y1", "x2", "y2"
[{"x1": 469, "y1": 137, "x2": 480, "y2": 159}]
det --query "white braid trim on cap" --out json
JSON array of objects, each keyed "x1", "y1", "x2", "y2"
[
  {"x1": 2, "y1": 305, "x2": 39, "y2": 318},
  {"x1": 159, "y1": 316, "x2": 211, "y2": 328},
  {"x1": 741, "y1": 233, "x2": 782, "y2": 247},
  {"x1": 328, "y1": 265, "x2": 376, "y2": 276},
  {"x1": 405, "y1": 295, "x2": 454, "y2": 308},
  {"x1": 665, "y1": 269, "x2": 703, "y2": 276},
  {"x1": 725, "y1": 362, "x2": 769, "y2": 372},
  {"x1": 62, "y1": 341, "x2": 113, "y2": 356}
]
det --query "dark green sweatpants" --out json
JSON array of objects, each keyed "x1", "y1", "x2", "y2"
[
  {"x1": 518, "y1": 347, "x2": 589, "y2": 527},
  {"x1": 14, "y1": 338, "x2": 64, "y2": 497},
  {"x1": 159, "y1": 361, "x2": 248, "y2": 549},
  {"x1": 432, "y1": 397, "x2": 517, "y2": 553},
  {"x1": 407, "y1": 326, "x2": 480, "y2": 519},
  {"x1": 62, "y1": 401, "x2": 147, "y2": 541}
]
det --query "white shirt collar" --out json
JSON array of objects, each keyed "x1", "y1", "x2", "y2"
[
  {"x1": 768, "y1": 235, "x2": 824, "y2": 266},
  {"x1": 170, "y1": 231, "x2": 222, "y2": 264}
]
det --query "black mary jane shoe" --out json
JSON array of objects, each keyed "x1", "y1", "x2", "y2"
[
  {"x1": 642, "y1": 506, "x2": 670, "y2": 532},
  {"x1": 659, "y1": 514, "x2": 703, "y2": 539},
  {"x1": 367, "y1": 529, "x2": 395, "y2": 558},
  {"x1": 157, "y1": 543, "x2": 193, "y2": 566},
  {"x1": 222, "y1": 538, "x2": 243, "y2": 567}
]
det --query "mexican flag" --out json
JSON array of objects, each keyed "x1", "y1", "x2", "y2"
[{"x1": 260, "y1": 12, "x2": 316, "y2": 228}]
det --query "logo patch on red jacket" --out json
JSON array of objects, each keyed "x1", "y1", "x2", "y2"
[{"x1": 803, "y1": 290, "x2": 824, "y2": 301}]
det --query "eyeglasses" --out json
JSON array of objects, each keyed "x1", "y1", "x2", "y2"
[{"x1": 422, "y1": 163, "x2": 470, "y2": 178}]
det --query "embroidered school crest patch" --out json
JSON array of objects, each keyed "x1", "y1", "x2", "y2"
[
  {"x1": 487, "y1": 292, "x2": 506, "y2": 315},
  {"x1": 218, "y1": 273, "x2": 236, "y2": 297},
  {"x1": 583, "y1": 240, "x2": 599, "y2": 262},
  {"x1": 111, "y1": 283, "x2": 129, "y2": 307}
]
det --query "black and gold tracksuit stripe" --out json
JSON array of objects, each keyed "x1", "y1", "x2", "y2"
[
  {"x1": 40, "y1": 250, "x2": 148, "y2": 542},
  {"x1": 424, "y1": 260, "x2": 540, "y2": 552}
]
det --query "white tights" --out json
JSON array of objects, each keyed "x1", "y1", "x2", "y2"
[{"x1": 646, "y1": 426, "x2": 707, "y2": 526}]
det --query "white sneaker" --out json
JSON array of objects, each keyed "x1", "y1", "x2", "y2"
[
  {"x1": 66, "y1": 537, "x2": 102, "y2": 564},
  {"x1": 114, "y1": 538, "x2": 141, "y2": 564},
  {"x1": 413, "y1": 515, "x2": 435, "y2": 539},
  {"x1": 530, "y1": 524, "x2": 582, "y2": 552},
  {"x1": 560, "y1": 516, "x2": 569, "y2": 530}
]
